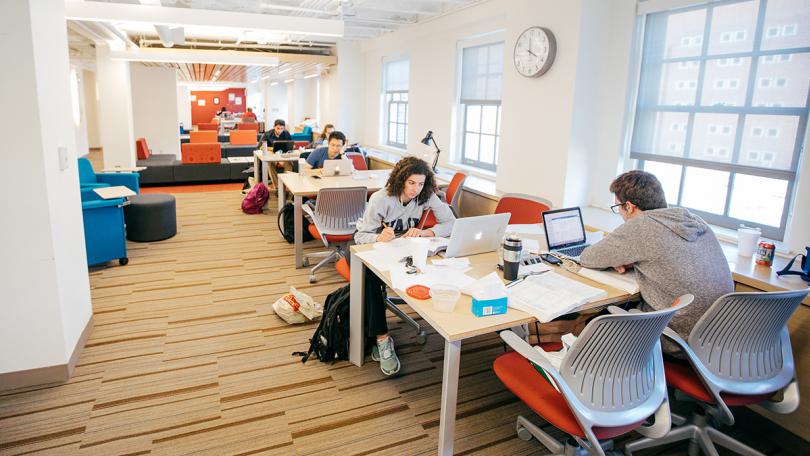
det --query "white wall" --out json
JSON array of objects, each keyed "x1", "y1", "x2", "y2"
[
  {"x1": 336, "y1": 40, "x2": 364, "y2": 141},
  {"x1": 320, "y1": 70, "x2": 338, "y2": 128},
  {"x1": 96, "y1": 44, "x2": 135, "y2": 167},
  {"x1": 82, "y1": 69, "x2": 101, "y2": 149},
  {"x1": 70, "y1": 65, "x2": 90, "y2": 157},
  {"x1": 291, "y1": 76, "x2": 317, "y2": 125},
  {"x1": 266, "y1": 82, "x2": 288, "y2": 124},
  {"x1": 177, "y1": 84, "x2": 192, "y2": 131},
  {"x1": 131, "y1": 65, "x2": 181, "y2": 157},
  {"x1": 0, "y1": 0, "x2": 92, "y2": 375}
]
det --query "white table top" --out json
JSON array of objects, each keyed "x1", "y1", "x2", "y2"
[
  {"x1": 279, "y1": 169, "x2": 392, "y2": 195},
  {"x1": 101, "y1": 167, "x2": 147, "y2": 173},
  {"x1": 93, "y1": 186, "x2": 136, "y2": 200},
  {"x1": 253, "y1": 150, "x2": 305, "y2": 162},
  {"x1": 351, "y1": 243, "x2": 634, "y2": 341}
]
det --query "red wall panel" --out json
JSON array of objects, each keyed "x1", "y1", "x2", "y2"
[{"x1": 191, "y1": 88, "x2": 246, "y2": 126}]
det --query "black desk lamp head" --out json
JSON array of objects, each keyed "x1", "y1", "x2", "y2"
[{"x1": 420, "y1": 130, "x2": 441, "y2": 171}]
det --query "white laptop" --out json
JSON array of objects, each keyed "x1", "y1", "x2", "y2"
[
  {"x1": 439, "y1": 213, "x2": 511, "y2": 258},
  {"x1": 541, "y1": 207, "x2": 590, "y2": 262},
  {"x1": 322, "y1": 158, "x2": 354, "y2": 176}
]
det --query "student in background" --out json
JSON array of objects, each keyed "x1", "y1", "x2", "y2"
[
  {"x1": 354, "y1": 157, "x2": 456, "y2": 376},
  {"x1": 579, "y1": 170, "x2": 733, "y2": 356},
  {"x1": 257, "y1": 119, "x2": 292, "y2": 149},
  {"x1": 306, "y1": 131, "x2": 346, "y2": 169},
  {"x1": 218, "y1": 106, "x2": 229, "y2": 118},
  {"x1": 315, "y1": 124, "x2": 335, "y2": 146},
  {"x1": 242, "y1": 107, "x2": 257, "y2": 122}
]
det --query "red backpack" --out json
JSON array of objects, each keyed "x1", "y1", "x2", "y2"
[{"x1": 241, "y1": 182, "x2": 269, "y2": 214}]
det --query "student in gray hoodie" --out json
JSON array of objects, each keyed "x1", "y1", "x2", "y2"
[
  {"x1": 354, "y1": 156, "x2": 455, "y2": 375},
  {"x1": 579, "y1": 170, "x2": 733, "y2": 355}
]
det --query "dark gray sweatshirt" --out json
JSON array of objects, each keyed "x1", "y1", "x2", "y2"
[
  {"x1": 354, "y1": 190, "x2": 455, "y2": 245},
  {"x1": 579, "y1": 208, "x2": 733, "y2": 350}
]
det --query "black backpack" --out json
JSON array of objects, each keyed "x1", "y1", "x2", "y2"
[
  {"x1": 296, "y1": 285, "x2": 351, "y2": 363},
  {"x1": 278, "y1": 202, "x2": 315, "y2": 244}
]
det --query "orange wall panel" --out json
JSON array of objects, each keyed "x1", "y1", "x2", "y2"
[{"x1": 191, "y1": 88, "x2": 246, "y2": 126}]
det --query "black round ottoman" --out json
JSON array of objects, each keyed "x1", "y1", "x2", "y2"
[{"x1": 124, "y1": 194, "x2": 177, "y2": 242}]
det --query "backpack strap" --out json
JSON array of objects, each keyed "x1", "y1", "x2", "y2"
[{"x1": 777, "y1": 249, "x2": 810, "y2": 283}]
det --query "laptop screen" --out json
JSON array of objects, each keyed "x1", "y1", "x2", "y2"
[
  {"x1": 271, "y1": 140, "x2": 294, "y2": 153},
  {"x1": 543, "y1": 207, "x2": 586, "y2": 250}
]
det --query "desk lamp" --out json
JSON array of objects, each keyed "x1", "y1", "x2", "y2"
[{"x1": 421, "y1": 131, "x2": 441, "y2": 171}]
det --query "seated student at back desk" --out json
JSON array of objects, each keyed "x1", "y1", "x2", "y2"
[
  {"x1": 306, "y1": 131, "x2": 346, "y2": 169},
  {"x1": 258, "y1": 119, "x2": 293, "y2": 187},
  {"x1": 354, "y1": 157, "x2": 456, "y2": 376},
  {"x1": 578, "y1": 170, "x2": 733, "y2": 355}
]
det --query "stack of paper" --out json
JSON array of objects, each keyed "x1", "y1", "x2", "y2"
[
  {"x1": 389, "y1": 265, "x2": 475, "y2": 291},
  {"x1": 506, "y1": 271, "x2": 607, "y2": 322},
  {"x1": 576, "y1": 267, "x2": 639, "y2": 294}
]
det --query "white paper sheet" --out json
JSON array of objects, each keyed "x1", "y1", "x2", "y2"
[
  {"x1": 431, "y1": 257, "x2": 470, "y2": 269},
  {"x1": 506, "y1": 272, "x2": 607, "y2": 322},
  {"x1": 506, "y1": 224, "x2": 545, "y2": 236}
]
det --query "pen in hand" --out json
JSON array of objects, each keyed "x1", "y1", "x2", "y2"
[{"x1": 379, "y1": 221, "x2": 396, "y2": 242}]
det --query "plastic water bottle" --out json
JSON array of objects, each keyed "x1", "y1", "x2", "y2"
[{"x1": 298, "y1": 158, "x2": 305, "y2": 176}]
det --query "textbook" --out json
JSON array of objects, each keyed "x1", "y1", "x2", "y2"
[{"x1": 506, "y1": 271, "x2": 607, "y2": 322}]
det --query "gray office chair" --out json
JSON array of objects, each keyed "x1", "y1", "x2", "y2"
[
  {"x1": 625, "y1": 289, "x2": 807, "y2": 456},
  {"x1": 494, "y1": 296, "x2": 692, "y2": 456},
  {"x1": 302, "y1": 186, "x2": 367, "y2": 283}
]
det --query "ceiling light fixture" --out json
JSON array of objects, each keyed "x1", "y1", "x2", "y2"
[
  {"x1": 212, "y1": 76, "x2": 217, "y2": 81},
  {"x1": 270, "y1": 82, "x2": 279, "y2": 86},
  {"x1": 303, "y1": 73, "x2": 318, "y2": 79},
  {"x1": 261, "y1": 75, "x2": 270, "y2": 80},
  {"x1": 284, "y1": 78, "x2": 294, "y2": 83},
  {"x1": 279, "y1": 67, "x2": 291, "y2": 74},
  {"x1": 214, "y1": 69, "x2": 221, "y2": 76}
]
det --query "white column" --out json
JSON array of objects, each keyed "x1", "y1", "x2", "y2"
[
  {"x1": 131, "y1": 65, "x2": 180, "y2": 158},
  {"x1": 83, "y1": 69, "x2": 102, "y2": 149},
  {"x1": 0, "y1": 0, "x2": 92, "y2": 387},
  {"x1": 96, "y1": 44, "x2": 136, "y2": 167},
  {"x1": 335, "y1": 40, "x2": 365, "y2": 141}
]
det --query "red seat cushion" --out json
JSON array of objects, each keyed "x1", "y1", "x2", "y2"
[
  {"x1": 307, "y1": 224, "x2": 354, "y2": 243},
  {"x1": 494, "y1": 351, "x2": 644, "y2": 439},
  {"x1": 664, "y1": 362, "x2": 776, "y2": 406},
  {"x1": 335, "y1": 257, "x2": 350, "y2": 281}
]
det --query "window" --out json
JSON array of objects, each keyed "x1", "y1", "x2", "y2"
[
  {"x1": 630, "y1": 0, "x2": 810, "y2": 240},
  {"x1": 457, "y1": 41, "x2": 504, "y2": 171},
  {"x1": 381, "y1": 59, "x2": 409, "y2": 148}
]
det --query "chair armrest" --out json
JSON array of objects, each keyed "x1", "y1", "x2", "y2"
[
  {"x1": 80, "y1": 182, "x2": 110, "y2": 189},
  {"x1": 96, "y1": 173, "x2": 140, "y2": 194},
  {"x1": 82, "y1": 198, "x2": 124, "y2": 210}
]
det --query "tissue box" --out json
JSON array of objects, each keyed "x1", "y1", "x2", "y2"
[{"x1": 471, "y1": 296, "x2": 508, "y2": 317}]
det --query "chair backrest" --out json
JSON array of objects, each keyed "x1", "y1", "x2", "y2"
[
  {"x1": 688, "y1": 290, "x2": 806, "y2": 388},
  {"x1": 229, "y1": 130, "x2": 256, "y2": 145},
  {"x1": 181, "y1": 143, "x2": 221, "y2": 164},
  {"x1": 494, "y1": 193, "x2": 552, "y2": 224},
  {"x1": 561, "y1": 302, "x2": 686, "y2": 414},
  {"x1": 238, "y1": 122, "x2": 258, "y2": 130},
  {"x1": 136, "y1": 138, "x2": 150, "y2": 160},
  {"x1": 445, "y1": 172, "x2": 467, "y2": 213},
  {"x1": 302, "y1": 126, "x2": 312, "y2": 135},
  {"x1": 190, "y1": 131, "x2": 218, "y2": 143},
  {"x1": 77, "y1": 157, "x2": 97, "y2": 184},
  {"x1": 345, "y1": 152, "x2": 368, "y2": 171},
  {"x1": 197, "y1": 123, "x2": 219, "y2": 131},
  {"x1": 313, "y1": 187, "x2": 368, "y2": 235}
]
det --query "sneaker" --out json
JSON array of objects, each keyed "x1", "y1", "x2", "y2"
[
  {"x1": 376, "y1": 336, "x2": 401, "y2": 376},
  {"x1": 371, "y1": 344, "x2": 380, "y2": 362}
]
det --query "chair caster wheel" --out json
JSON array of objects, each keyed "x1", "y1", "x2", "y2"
[
  {"x1": 516, "y1": 425, "x2": 532, "y2": 441},
  {"x1": 416, "y1": 332, "x2": 427, "y2": 345},
  {"x1": 309, "y1": 275, "x2": 317, "y2": 283},
  {"x1": 119, "y1": 257, "x2": 129, "y2": 266}
]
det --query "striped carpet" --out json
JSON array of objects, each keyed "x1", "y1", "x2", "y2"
[{"x1": 0, "y1": 190, "x2": 553, "y2": 455}]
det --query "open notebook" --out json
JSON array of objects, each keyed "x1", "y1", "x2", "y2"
[
  {"x1": 575, "y1": 267, "x2": 639, "y2": 294},
  {"x1": 506, "y1": 271, "x2": 607, "y2": 322}
]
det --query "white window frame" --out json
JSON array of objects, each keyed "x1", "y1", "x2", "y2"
[
  {"x1": 381, "y1": 58, "x2": 409, "y2": 149},
  {"x1": 454, "y1": 36, "x2": 505, "y2": 173},
  {"x1": 630, "y1": 0, "x2": 810, "y2": 240}
]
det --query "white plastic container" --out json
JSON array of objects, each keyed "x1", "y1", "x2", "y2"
[
  {"x1": 298, "y1": 158, "x2": 306, "y2": 176},
  {"x1": 431, "y1": 283, "x2": 460, "y2": 313}
]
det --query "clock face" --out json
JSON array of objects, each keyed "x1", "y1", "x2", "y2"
[{"x1": 514, "y1": 26, "x2": 556, "y2": 78}]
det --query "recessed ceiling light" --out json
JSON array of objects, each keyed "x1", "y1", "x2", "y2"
[
  {"x1": 270, "y1": 82, "x2": 279, "y2": 86},
  {"x1": 303, "y1": 73, "x2": 318, "y2": 79},
  {"x1": 279, "y1": 67, "x2": 291, "y2": 74},
  {"x1": 261, "y1": 75, "x2": 270, "y2": 80},
  {"x1": 284, "y1": 78, "x2": 294, "y2": 83}
]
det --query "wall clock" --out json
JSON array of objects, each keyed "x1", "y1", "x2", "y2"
[{"x1": 514, "y1": 26, "x2": 556, "y2": 78}]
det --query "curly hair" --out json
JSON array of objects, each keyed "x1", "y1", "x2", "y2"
[
  {"x1": 386, "y1": 156, "x2": 437, "y2": 205},
  {"x1": 610, "y1": 170, "x2": 668, "y2": 211}
]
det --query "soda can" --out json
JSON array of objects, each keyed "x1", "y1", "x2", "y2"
[{"x1": 755, "y1": 241, "x2": 775, "y2": 267}]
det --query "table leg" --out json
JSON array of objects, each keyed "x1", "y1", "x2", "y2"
[
  {"x1": 349, "y1": 252, "x2": 366, "y2": 367},
  {"x1": 438, "y1": 339, "x2": 461, "y2": 456},
  {"x1": 294, "y1": 194, "x2": 303, "y2": 268},
  {"x1": 277, "y1": 172, "x2": 285, "y2": 209},
  {"x1": 254, "y1": 155, "x2": 260, "y2": 184},
  {"x1": 261, "y1": 160, "x2": 268, "y2": 188}
]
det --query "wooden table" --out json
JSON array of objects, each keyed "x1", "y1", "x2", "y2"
[
  {"x1": 279, "y1": 169, "x2": 393, "y2": 268},
  {"x1": 348, "y1": 243, "x2": 635, "y2": 456},
  {"x1": 252, "y1": 150, "x2": 302, "y2": 188}
]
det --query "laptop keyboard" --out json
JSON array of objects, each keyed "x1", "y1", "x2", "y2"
[{"x1": 557, "y1": 244, "x2": 587, "y2": 258}]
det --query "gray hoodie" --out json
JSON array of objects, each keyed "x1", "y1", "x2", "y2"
[
  {"x1": 579, "y1": 207, "x2": 733, "y2": 352},
  {"x1": 354, "y1": 190, "x2": 455, "y2": 245}
]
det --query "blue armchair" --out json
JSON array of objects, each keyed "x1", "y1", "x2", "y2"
[
  {"x1": 290, "y1": 126, "x2": 313, "y2": 142},
  {"x1": 78, "y1": 157, "x2": 140, "y2": 194},
  {"x1": 81, "y1": 197, "x2": 128, "y2": 266}
]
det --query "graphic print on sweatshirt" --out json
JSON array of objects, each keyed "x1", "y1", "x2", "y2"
[{"x1": 382, "y1": 217, "x2": 422, "y2": 234}]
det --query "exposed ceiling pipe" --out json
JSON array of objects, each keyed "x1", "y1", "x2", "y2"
[
  {"x1": 260, "y1": 2, "x2": 338, "y2": 16},
  {"x1": 138, "y1": 39, "x2": 334, "y2": 53},
  {"x1": 154, "y1": 25, "x2": 185, "y2": 47},
  {"x1": 98, "y1": 22, "x2": 138, "y2": 49},
  {"x1": 68, "y1": 21, "x2": 108, "y2": 43}
]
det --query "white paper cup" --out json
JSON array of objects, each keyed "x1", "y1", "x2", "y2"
[
  {"x1": 738, "y1": 227, "x2": 760, "y2": 257},
  {"x1": 411, "y1": 238, "x2": 429, "y2": 269}
]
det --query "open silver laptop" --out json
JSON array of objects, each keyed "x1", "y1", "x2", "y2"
[
  {"x1": 542, "y1": 207, "x2": 590, "y2": 262},
  {"x1": 322, "y1": 158, "x2": 354, "y2": 176},
  {"x1": 439, "y1": 213, "x2": 510, "y2": 258}
]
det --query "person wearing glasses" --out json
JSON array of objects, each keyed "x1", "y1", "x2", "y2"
[{"x1": 579, "y1": 170, "x2": 733, "y2": 355}]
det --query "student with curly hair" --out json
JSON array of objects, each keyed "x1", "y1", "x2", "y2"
[{"x1": 354, "y1": 156, "x2": 456, "y2": 375}]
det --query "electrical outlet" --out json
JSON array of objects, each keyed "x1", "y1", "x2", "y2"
[{"x1": 58, "y1": 146, "x2": 69, "y2": 171}]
